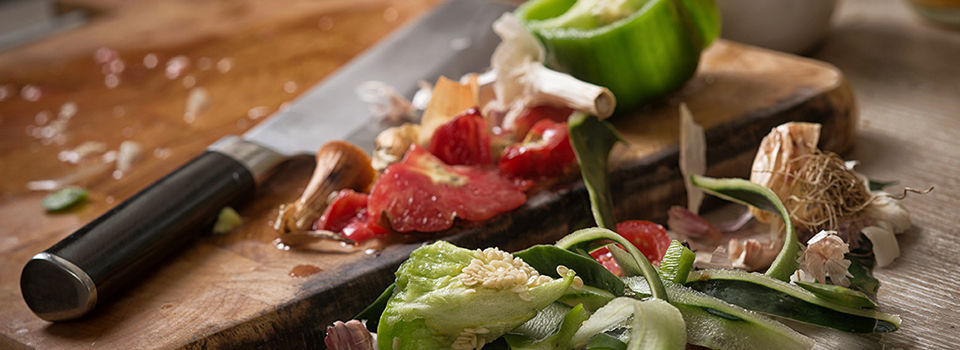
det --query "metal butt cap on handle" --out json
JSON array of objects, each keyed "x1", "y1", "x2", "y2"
[{"x1": 21, "y1": 252, "x2": 98, "y2": 321}]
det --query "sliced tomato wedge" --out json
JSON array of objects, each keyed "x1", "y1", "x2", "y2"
[
  {"x1": 617, "y1": 220, "x2": 671, "y2": 266},
  {"x1": 589, "y1": 247, "x2": 623, "y2": 277},
  {"x1": 340, "y1": 216, "x2": 390, "y2": 243},
  {"x1": 368, "y1": 144, "x2": 526, "y2": 232},
  {"x1": 313, "y1": 189, "x2": 389, "y2": 242},
  {"x1": 427, "y1": 107, "x2": 491, "y2": 166},
  {"x1": 314, "y1": 190, "x2": 369, "y2": 233},
  {"x1": 498, "y1": 119, "x2": 577, "y2": 179},
  {"x1": 591, "y1": 220, "x2": 672, "y2": 274},
  {"x1": 512, "y1": 105, "x2": 573, "y2": 140}
]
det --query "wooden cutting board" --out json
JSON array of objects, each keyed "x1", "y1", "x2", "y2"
[{"x1": 0, "y1": 0, "x2": 855, "y2": 348}]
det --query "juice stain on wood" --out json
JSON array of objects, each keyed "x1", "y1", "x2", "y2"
[{"x1": 289, "y1": 264, "x2": 323, "y2": 278}]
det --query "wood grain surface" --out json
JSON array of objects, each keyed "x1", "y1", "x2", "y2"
[{"x1": 0, "y1": 0, "x2": 954, "y2": 349}]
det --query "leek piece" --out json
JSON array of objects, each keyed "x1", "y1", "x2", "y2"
[
  {"x1": 212, "y1": 207, "x2": 243, "y2": 234},
  {"x1": 43, "y1": 186, "x2": 88, "y2": 212}
]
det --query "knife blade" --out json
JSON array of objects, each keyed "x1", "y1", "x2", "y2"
[{"x1": 20, "y1": 0, "x2": 515, "y2": 321}]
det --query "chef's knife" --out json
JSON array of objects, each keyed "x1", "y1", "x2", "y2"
[{"x1": 20, "y1": 0, "x2": 514, "y2": 321}]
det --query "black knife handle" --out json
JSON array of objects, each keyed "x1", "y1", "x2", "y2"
[{"x1": 21, "y1": 150, "x2": 257, "y2": 321}]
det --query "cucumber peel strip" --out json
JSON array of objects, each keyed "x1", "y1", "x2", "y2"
[
  {"x1": 686, "y1": 269, "x2": 900, "y2": 333},
  {"x1": 689, "y1": 175, "x2": 800, "y2": 281},
  {"x1": 624, "y1": 277, "x2": 815, "y2": 350},
  {"x1": 504, "y1": 303, "x2": 590, "y2": 349},
  {"x1": 795, "y1": 281, "x2": 878, "y2": 309},
  {"x1": 571, "y1": 297, "x2": 686, "y2": 350},
  {"x1": 557, "y1": 228, "x2": 669, "y2": 301},
  {"x1": 658, "y1": 240, "x2": 696, "y2": 284},
  {"x1": 568, "y1": 112, "x2": 622, "y2": 230}
]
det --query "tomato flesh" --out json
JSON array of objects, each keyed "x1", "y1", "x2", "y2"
[
  {"x1": 589, "y1": 247, "x2": 623, "y2": 277},
  {"x1": 616, "y1": 220, "x2": 671, "y2": 265},
  {"x1": 428, "y1": 107, "x2": 491, "y2": 166},
  {"x1": 314, "y1": 190, "x2": 368, "y2": 233},
  {"x1": 368, "y1": 144, "x2": 526, "y2": 232},
  {"x1": 512, "y1": 105, "x2": 573, "y2": 140},
  {"x1": 313, "y1": 190, "x2": 388, "y2": 243},
  {"x1": 498, "y1": 119, "x2": 577, "y2": 179},
  {"x1": 591, "y1": 220, "x2": 672, "y2": 275}
]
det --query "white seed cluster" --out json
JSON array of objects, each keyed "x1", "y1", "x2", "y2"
[
  {"x1": 458, "y1": 248, "x2": 554, "y2": 301},
  {"x1": 451, "y1": 327, "x2": 490, "y2": 350}
]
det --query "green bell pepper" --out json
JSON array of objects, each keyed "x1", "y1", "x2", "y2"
[
  {"x1": 516, "y1": 0, "x2": 720, "y2": 112},
  {"x1": 377, "y1": 241, "x2": 576, "y2": 349}
]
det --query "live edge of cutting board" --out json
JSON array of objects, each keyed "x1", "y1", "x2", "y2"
[
  {"x1": 0, "y1": 41, "x2": 855, "y2": 349},
  {"x1": 184, "y1": 40, "x2": 856, "y2": 348}
]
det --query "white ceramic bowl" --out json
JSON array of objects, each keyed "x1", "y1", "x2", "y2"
[{"x1": 716, "y1": 0, "x2": 838, "y2": 54}]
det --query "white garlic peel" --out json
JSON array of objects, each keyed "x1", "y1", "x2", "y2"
[
  {"x1": 679, "y1": 103, "x2": 706, "y2": 214},
  {"x1": 792, "y1": 230, "x2": 852, "y2": 286},
  {"x1": 865, "y1": 193, "x2": 912, "y2": 234},
  {"x1": 861, "y1": 226, "x2": 900, "y2": 268}
]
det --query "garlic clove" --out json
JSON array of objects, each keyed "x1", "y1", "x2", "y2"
[{"x1": 372, "y1": 123, "x2": 420, "y2": 171}]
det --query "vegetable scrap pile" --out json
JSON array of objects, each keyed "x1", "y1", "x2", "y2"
[
  {"x1": 273, "y1": 13, "x2": 626, "y2": 244},
  {"x1": 276, "y1": 0, "x2": 918, "y2": 348},
  {"x1": 325, "y1": 110, "x2": 913, "y2": 349},
  {"x1": 273, "y1": 0, "x2": 721, "y2": 245}
]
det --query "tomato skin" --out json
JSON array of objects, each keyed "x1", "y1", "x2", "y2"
[
  {"x1": 590, "y1": 220, "x2": 671, "y2": 275},
  {"x1": 368, "y1": 145, "x2": 526, "y2": 233},
  {"x1": 512, "y1": 105, "x2": 573, "y2": 140},
  {"x1": 498, "y1": 119, "x2": 577, "y2": 179},
  {"x1": 589, "y1": 247, "x2": 623, "y2": 277},
  {"x1": 428, "y1": 107, "x2": 491, "y2": 166},
  {"x1": 313, "y1": 190, "x2": 388, "y2": 243},
  {"x1": 340, "y1": 217, "x2": 390, "y2": 242},
  {"x1": 616, "y1": 220, "x2": 671, "y2": 266},
  {"x1": 314, "y1": 190, "x2": 369, "y2": 233}
]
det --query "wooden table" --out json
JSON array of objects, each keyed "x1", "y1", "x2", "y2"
[{"x1": 1, "y1": 0, "x2": 958, "y2": 348}]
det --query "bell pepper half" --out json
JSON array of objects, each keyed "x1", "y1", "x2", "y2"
[{"x1": 515, "y1": 0, "x2": 720, "y2": 112}]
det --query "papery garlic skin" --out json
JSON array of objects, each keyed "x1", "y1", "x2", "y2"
[
  {"x1": 484, "y1": 14, "x2": 614, "y2": 131},
  {"x1": 864, "y1": 193, "x2": 912, "y2": 234},
  {"x1": 792, "y1": 230, "x2": 853, "y2": 286},
  {"x1": 749, "y1": 122, "x2": 821, "y2": 224},
  {"x1": 861, "y1": 226, "x2": 900, "y2": 267}
]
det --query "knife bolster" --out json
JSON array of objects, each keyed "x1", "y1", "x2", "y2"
[{"x1": 210, "y1": 136, "x2": 287, "y2": 185}]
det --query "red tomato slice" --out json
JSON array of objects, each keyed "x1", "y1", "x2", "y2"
[
  {"x1": 616, "y1": 220, "x2": 671, "y2": 266},
  {"x1": 512, "y1": 105, "x2": 573, "y2": 140},
  {"x1": 314, "y1": 189, "x2": 369, "y2": 233},
  {"x1": 498, "y1": 119, "x2": 577, "y2": 179},
  {"x1": 368, "y1": 144, "x2": 526, "y2": 232},
  {"x1": 341, "y1": 217, "x2": 390, "y2": 243},
  {"x1": 427, "y1": 107, "x2": 491, "y2": 166},
  {"x1": 589, "y1": 247, "x2": 623, "y2": 277},
  {"x1": 314, "y1": 190, "x2": 389, "y2": 243},
  {"x1": 590, "y1": 220, "x2": 671, "y2": 274}
]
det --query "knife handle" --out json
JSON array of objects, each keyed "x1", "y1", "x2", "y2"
[{"x1": 20, "y1": 138, "x2": 283, "y2": 321}]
